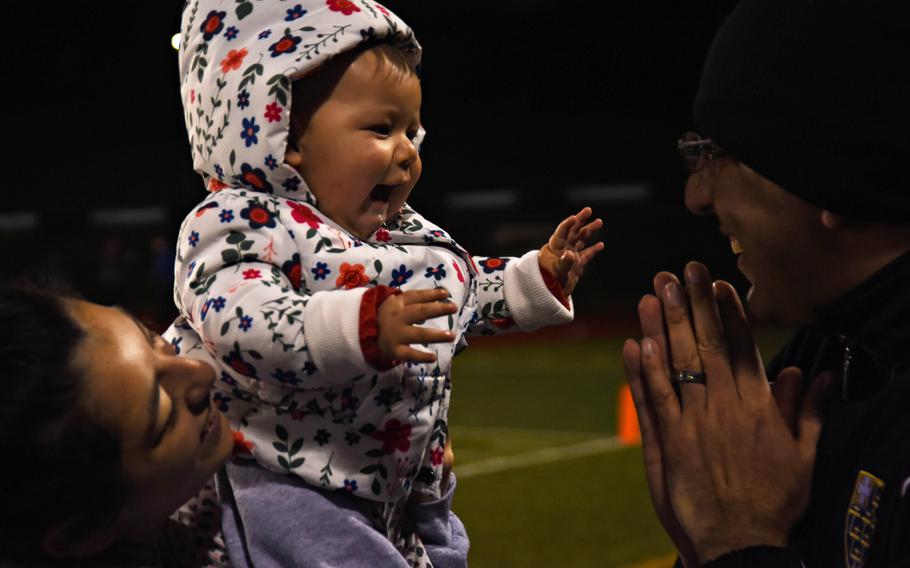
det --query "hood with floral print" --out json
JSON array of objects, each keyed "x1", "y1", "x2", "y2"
[{"x1": 179, "y1": 0, "x2": 420, "y2": 204}]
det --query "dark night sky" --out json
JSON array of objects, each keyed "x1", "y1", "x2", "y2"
[{"x1": 3, "y1": 1, "x2": 746, "y2": 322}]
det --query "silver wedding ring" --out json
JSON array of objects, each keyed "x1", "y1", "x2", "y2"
[{"x1": 672, "y1": 369, "x2": 707, "y2": 385}]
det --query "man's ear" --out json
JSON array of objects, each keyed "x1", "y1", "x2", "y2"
[
  {"x1": 40, "y1": 517, "x2": 118, "y2": 558},
  {"x1": 821, "y1": 209, "x2": 848, "y2": 229}
]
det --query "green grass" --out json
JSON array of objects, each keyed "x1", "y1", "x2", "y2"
[{"x1": 447, "y1": 329, "x2": 790, "y2": 567}]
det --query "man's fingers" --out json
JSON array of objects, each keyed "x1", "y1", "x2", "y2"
[
  {"x1": 639, "y1": 337, "x2": 682, "y2": 427},
  {"x1": 661, "y1": 282, "x2": 707, "y2": 410},
  {"x1": 400, "y1": 287, "x2": 452, "y2": 306},
  {"x1": 623, "y1": 339, "x2": 660, "y2": 445},
  {"x1": 683, "y1": 262, "x2": 736, "y2": 402},
  {"x1": 638, "y1": 294, "x2": 667, "y2": 355},
  {"x1": 771, "y1": 366, "x2": 803, "y2": 435},
  {"x1": 715, "y1": 279, "x2": 767, "y2": 398},
  {"x1": 798, "y1": 371, "x2": 831, "y2": 457}
]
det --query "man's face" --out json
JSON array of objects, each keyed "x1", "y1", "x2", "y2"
[
  {"x1": 684, "y1": 157, "x2": 832, "y2": 325},
  {"x1": 287, "y1": 49, "x2": 422, "y2": 240}
]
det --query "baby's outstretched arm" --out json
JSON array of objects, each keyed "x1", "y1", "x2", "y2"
[{"x1": 538, "y1": 206, "x2": 604, "y2": 297}]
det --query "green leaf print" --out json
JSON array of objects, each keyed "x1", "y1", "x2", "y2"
[
  {"x1": 276, "y1": 424, "x2": 289, "y2": 441},
  {"x1": 235, "y1": 1, "x2": 253, "y2": 20},
  {"x1": 360, "y1": 464, "x2": 379, "y2": 475},
  {"x1": 226, "y1": 230, "x2": 246, "y2": 244},
  {"x1": 273, "y1": 441, "x2": 289, "y2": 453},
  {"x1": 371, "y1": 478, "x2": 381, "y2": 495},
  {"x1": 222, "y1": 249, "x2": 240, "y2": 264}
]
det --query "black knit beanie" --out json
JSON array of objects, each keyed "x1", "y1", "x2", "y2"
[{"x1": 693, "y1": 0, "x2": 910, "y2": 223}]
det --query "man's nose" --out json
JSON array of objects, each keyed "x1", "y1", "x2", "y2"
[{"x1": 684, "y1": 171, "x2": 714, "y2": 216}]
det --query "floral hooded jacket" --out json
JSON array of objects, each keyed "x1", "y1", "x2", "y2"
[{"x1": 165, "y1": 0, "x2": 573, "y2": 504}]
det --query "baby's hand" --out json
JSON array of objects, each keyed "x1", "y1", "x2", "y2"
[
  {"x1": 378, "y1": 288, "x2": 457, "y2": 363},
  {"x1": 539, "y1": 207, "x2": 604, "y2": 296}
]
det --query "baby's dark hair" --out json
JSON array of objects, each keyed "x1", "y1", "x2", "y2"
[
  {"x1": 289, "y1": 41, "x2": 418, "y2": 143},
  {"x1": 0, "y1": 287, "x2": 125, "y2": 560}
]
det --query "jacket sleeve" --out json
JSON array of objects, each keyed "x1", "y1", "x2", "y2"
[
  {"x1": 174, "y1": 193, "x2": 376, "y2": 390},
  {"x1": 468, "y1": 250, "x2": 573, "y2": 336}
]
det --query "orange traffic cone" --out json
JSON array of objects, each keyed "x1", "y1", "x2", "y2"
[{"x1": 617, "y1": 383, "x2": 641, "y2": 445}]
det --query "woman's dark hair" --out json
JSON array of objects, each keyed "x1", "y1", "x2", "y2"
[{"x1": 0, "y1": 288, "x2": 126, "y2": 559}]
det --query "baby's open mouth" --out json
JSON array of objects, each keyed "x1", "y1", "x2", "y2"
[{"x1": 370, "y1": 184, "x2": 394, "y2": 202}]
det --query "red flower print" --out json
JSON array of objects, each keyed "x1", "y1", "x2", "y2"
[
  {"x1": 264, "y1": 102, "x2": 283, "y2": 123},
  {"x1": 491, "y1": 317, "x2": 515, "y2": 330},
  {"x1": 327, "y1": 0, "x2": 361, "y2": 15},
  {"x1": 430, "y1": 446, "x2": 445, "y2": 466},
  {"x1": 371, "y1": 419, "x2": 412, "y2": 454},
  {"x1": 208, "y1": 178, "x2": 229, "y2": 192},
  {"x1": 232, "y1": 431, "x2": 255, "y2": 455},
  {"x1": 243, "y1": 268, "x2": 262, "y2": 280},
  {"x1": 220, "y1": 47, "x2": 248, "y2": 74},
  {"x1": 374, "y1": 228, "x2": 391, "y2": 242},
  {"x1": 287, "y1": 201, "x2": 322, "y2": 229},
  {"x1": 282, "y1": 253, "x2": 302, "y2": 289},
  {"x1": 336, "y1": 263, "x2": 370, "y2": 289},
  {"x1": 223, "y1": 349, "x2": 257, "y2": 378},
  {"x1": 479, "y1": 257, "x2": 507, "y2": 273},
  {"x1": 375, "y1": 3, "x2": 390, "y2": 16},
  {"x1": 452, "y1": 261, "x2": 464, "y2": 283},
  {"x1": 190, "y1": 89, "x2": 196, "y2": 103}
]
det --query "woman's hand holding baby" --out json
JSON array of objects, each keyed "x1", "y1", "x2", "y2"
[
  {"x1": 539, "y1": 207, "x2": 604, "y2": 296},
  {"x1": 378, "y1": 288, "x2": 458, "y2": 363}
]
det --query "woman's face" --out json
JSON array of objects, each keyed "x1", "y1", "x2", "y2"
[{"x1": 67, "y1": 300, "x2": 233, "y2": 540}]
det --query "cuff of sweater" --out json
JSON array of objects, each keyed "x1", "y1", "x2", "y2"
[
  {"x1": 359, "y1": 285, "x2": 401, "y2": 371},
  {"x1": 303, "y1": 287, "x2": 370, "y2": 378},
  {"x1": 407, "y1": 473, "x2": 459, "y2": 544},
  {"x1": 699, "y1": 545, "x2": 802, "y2": 567},
  {"x1": 503, "y1": 250, "x2": 574, "y2": 331}
]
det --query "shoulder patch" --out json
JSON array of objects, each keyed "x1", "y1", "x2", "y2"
[{"x1": 845, "y1": 469, "x2": 885, "y2": 568}]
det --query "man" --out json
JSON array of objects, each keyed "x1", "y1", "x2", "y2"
[{"x1": 623, "y1": 0, "x2": 910, "y2": 566}]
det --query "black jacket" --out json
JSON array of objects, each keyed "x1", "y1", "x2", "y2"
[{"x1": 704, "y1": 251, "x2": 910, "y2": 567}]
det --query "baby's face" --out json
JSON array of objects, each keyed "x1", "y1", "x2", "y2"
[{"x1": 287, "y1": 50, "x2": 422, "y2": 240}]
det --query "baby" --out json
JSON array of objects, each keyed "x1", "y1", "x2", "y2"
[{"x1": 167, "y1": 1, "x2": 602, "y2": 566}]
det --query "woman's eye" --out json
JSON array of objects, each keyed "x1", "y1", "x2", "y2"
[{"x1": 369, "y1": 125, "x2": 391, "y2": 136}]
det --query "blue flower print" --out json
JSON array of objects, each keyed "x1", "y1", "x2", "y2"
[
  {"x1": 258, "y1": 29, "x2": 272, "y2": 40},
  {"x1": 234, "y1": 163, "x2": 274, "y2": 193},
  {"x1": 239, "y1": 199, "x2": 277, "y2": 229},
  {"x1": 188, "y1": 230, "x2": 200, "y2": 247},
  {"x1": 311, "y1": 262, "x2": 331, "y2": 280},
  {"x1": 282, "y1": 176, "x2": 301, "y2": 192},
  {"x1": 187, "y1": 260, "x2": 197, "y2": 275},
  {"x1": 238, "y1": 315, "x2": 253, "y2": 331},
  {"x1": 170, "y1": 337, "x2": 182, "y2": 355},
  {"x1": 214, "y1": 164, "x2": 224, "y2": 178},
  {"x1": 390, "y1": 264, "x2": 413, "y2": 288},
  {"x1": 285, "y1": 4, "x2": 307, "y2": 20},
  {"x1": 269, "y1": 32, "x2": 302, "y2": 57},
  {"x1": 237, "y1": 89, "x2": 250, "y2": 109},
  {"x1": 200, "y1": 299, "x2": 212, "y2": 321},
  {"x1": 343, "y1": 479, "x2": 358, "y2": 492},
  {"x1": 264, "y1": 154, "x2": 278, "y2": 170},
  {"x1": 211, "y1": 296, "x2": 226, "y2": 312},
  {"x1": 425, "y1": 264, "x2": 446, "y2": 281},
  {"x1": 479, "y1": 257, "x2": 508, "y2": 273},
  {"x1": 200, "y1": 10, "x2": 227, "y2": 42},
  {"x1": 271, "y1": 368, "x2": 300, "y2": 386},
  {"x1": 314, "y1": 429, "x2": 330, "y2": 446},
  {"x1": 219, "y1": 371, "x2": 239, "y2": 387},
  {"x1": 219, "y1": 209, "x2": 234, "y2": 223},
  {"x1": 213, "y1": 392, "x2": 231, "y2": 412},
  {"x1": 240, "y1": 117, "x2": 260, "y2": 147},
  {"x1": 224, "y1": 26, "x2": 239, "y2": 40},
  {"x1": 423, "y1": 229, "x2": 447, "y2": 244},
  {"x1": 345, "y1": 431, "x2": 361, "y2": 446}
]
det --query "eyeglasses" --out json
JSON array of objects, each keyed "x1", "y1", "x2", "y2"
[{"x1": 677, "y1": 131, "x2": 727, "y2": 173}]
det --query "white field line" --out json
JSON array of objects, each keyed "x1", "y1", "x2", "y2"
[{"x1": 455, "y1": 436, "x2": 626, "y2": 479}]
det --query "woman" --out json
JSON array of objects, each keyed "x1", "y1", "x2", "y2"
[{"x1": 0, "y1": 288, "x2": 465, "y2": 566}]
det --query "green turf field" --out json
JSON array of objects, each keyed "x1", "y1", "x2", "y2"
[{"x1": 448, "y1": 330, "x2": 789, "y2": 567}]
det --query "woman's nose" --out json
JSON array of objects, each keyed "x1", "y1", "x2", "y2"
[{"x1": 161, "y1": 356, "x2": 215, "y2": 414}]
